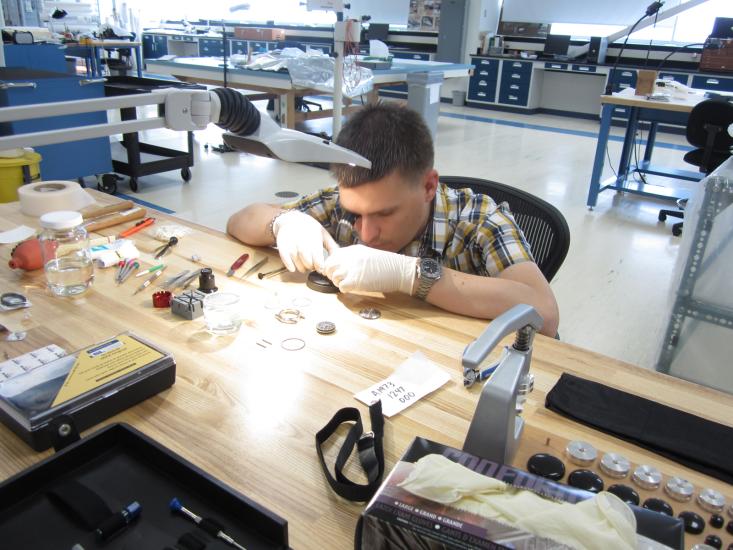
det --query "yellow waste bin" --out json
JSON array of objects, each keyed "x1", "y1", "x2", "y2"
[{"x1": 0, "y1": 150, "x2": 42, "y2": 202}]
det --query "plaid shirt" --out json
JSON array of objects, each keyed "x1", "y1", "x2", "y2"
[{"x1": 283, "y1": 182, "x2": 533, "y2": 276}]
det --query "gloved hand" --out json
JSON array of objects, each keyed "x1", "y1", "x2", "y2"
[
  {"x1": 272, "y1": 210, "x2": 338, "y2": 272},
  {"x1": 324, "y1": 244, "x2": 418, "y2": 294}
]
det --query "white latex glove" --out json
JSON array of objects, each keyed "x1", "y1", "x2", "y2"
[
  {"x1": 324, "y1": 244, "x2": 418, "y2": 294},
  {"x1": 272, "y1": 210, "x2": 338, "y2": 272}
]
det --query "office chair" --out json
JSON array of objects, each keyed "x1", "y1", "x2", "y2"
[
  {"x1": 659, "y1": 98, "x2": 733, "y2": 236},
  {"x1": 439, "y1": 176, "x2": 570, "y2": 282}
]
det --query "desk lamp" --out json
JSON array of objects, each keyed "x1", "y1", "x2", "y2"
[
  {"x1": 0, "y1": 87, "x2": 372, "y2": 168},
  {"x1": 462, "y1": 304, "x2": 544, "y2": 464}
]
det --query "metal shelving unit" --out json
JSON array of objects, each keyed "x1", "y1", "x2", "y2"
[{"x1": 657, "y1": 160, "x2": 733, "y2": 393}]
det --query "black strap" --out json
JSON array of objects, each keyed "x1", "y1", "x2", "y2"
[
  {"x1": 47, "y1": 479, "x2": 112, "y2": 530},
  {"x1": 315, "y1": 401, "x2": 385, "y2": 502}
]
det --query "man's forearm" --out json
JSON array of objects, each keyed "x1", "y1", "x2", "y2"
[
  {"x1": 226, "y1": 203, "x2": 284, "y2": 246},
  {"x1": 424, "y1": 265, "x2": 559, "y2": 337}
]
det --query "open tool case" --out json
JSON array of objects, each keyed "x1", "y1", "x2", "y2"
[
  {"x1": 0, "y1": 422, "x2": 289, "y2": 549},
  {"x1": 359, "y1": 438, "x2": 684, "y2": 550},
  {"x1": 0, "y1": 332, "x2": 175, "y2": 451}
]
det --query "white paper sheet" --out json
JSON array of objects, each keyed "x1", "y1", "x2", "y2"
[{"x1": 0, "y1": 225, "x2": 35, "y2": 244}]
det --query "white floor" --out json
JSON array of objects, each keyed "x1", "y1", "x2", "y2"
[{"x1": 108, "y1": 97, "x2": 694, "y2": 370}]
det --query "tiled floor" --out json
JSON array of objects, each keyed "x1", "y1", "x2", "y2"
[{"x1": 108, "y1": 97, "x2": 694, "y2": 370}]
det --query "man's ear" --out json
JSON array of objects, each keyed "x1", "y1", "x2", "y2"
[{"x1": 423, "y1": 169, "x2": 439, "y2": 202}]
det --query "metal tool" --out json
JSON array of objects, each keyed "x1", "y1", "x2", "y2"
[
  {"x1": 134, "y1": 266, "x2": 167, "y2": 295},
  {"x1": 565, "y1": 440, "x2": 597, "y2": 466},
  {"x1": 154, "y1": 236, "x2": 178, "y2": 259},
  {"x1": 171, "y1": 290, "x2": 206, "y2": 319},
  {"x1": 664, "y1": 477, "x2": 694, "y2": 502},
  {"x1": 241, "y1": 257, "x2": 267, "y2": 279},
  {"x1": 227, "y1": 253, "x2": 249, "y2": 277},
  {"x1": 169, "y1": 497, "x2": 247, "y2": 550},
  {"x1": 258, "y1": 266, "x2": 287, "y2": 279},
  {"x1": 632, "y1": 464, "x2": 662, "y2": 490},
  {"x1": 600, "y1": 452, "x2": 631, "y2": 478},
  {"x1": 462, "y1": 304, "x2": 544, "y2": 465},
  {"x1": 697, "y1": 488, "x2": 726, "y2": 513}
]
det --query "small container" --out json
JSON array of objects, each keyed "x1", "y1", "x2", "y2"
[
  {"x1": 39, "y1": 210, "x2": 94, "y2": 297},
  {"x1": 203, "y1": 292, "x2": 241, "y2": 335}
]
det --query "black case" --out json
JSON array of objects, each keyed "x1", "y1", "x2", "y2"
[
  {"x1": 0, "y1": 423, "x2": 289, "y2": 549},
  {"x1": 0, "y1": 333, "x2": 176, "y2": 451}
]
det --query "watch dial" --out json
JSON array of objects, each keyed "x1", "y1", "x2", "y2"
[{"x1": 423, "y1": 259, "x2": 440, "y2": 277}]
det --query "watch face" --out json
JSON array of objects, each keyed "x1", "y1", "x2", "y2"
[{"x1": 421, "y1": 258, "x2": 441, "y2": 279}]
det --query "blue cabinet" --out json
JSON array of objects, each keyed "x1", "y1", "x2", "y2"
[
  {"x1": 142, "y1": 34, "x2": 168, "y2": 60},
  {"x1": 3, "y1": 44, "x2": 68, "y2": 73},
  {"x1": 467, "y1": 57, "x2": 499, "y2": 103},
  {"x1": 659, "y1": 72, "x2": 688, "y2": 85},
  {"x1": 498, "y1": 60, "x2": 532, "y2": 106},
  {"x1": 199, "y1": 38, "x2": 228, "y2": 57},
  {"x1": 0, "y1": 68, "x2": 111, "y2": 180},
  {"x1": 229, "y1": 39, "x2": 248, "y2": 55}
]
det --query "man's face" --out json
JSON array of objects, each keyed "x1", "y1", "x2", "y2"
[{"x1": 338, "y1": 169, "x2": 438, "y2": 253}]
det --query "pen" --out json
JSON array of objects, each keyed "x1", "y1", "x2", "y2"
[
  {"x1": 241, "y1": 257, "x2": 267, "y2": 279},
  {"x1": 118, "y1": 217, "x2": 155, "y2": 238},
  {"x1": 227, "y1": 253, "x2": 249, "y2": 277},
  {"x1": 135, "y1": 263, "x2": 165, "y2": 277},
  {"x1": 119, "y1": 261, "x2": 140, "y2": 284},
  {"x1": 134, "y1": 266, "x2": 167, "y2": 294}
]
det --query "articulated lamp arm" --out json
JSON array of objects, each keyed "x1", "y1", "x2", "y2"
[{"x1": 0, "y1": 86, "x2": 371, "y2": 168}]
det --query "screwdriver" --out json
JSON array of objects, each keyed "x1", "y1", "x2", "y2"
[
  {"x1": 227, "y1": 253, "x2": 249, "y2": 277},
  {"x1": 169, "y1": 497, "x2": 247, "y2": 550},
  {"x1": 241, "y1": 257, "x2": 267, "y2": 279},
  {"x1": 133, "y1": 265, "x2": 167, "y2": 295}
]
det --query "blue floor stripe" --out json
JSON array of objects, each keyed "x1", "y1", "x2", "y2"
[
  {"x1": 115, "y1": 193, "x2": 176, "y2": 215},
  {"x1": 440, "y1": 111, "x2": 692, "y2": 152}
]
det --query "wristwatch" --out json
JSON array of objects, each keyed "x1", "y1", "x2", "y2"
[{"x1": 414, "y1": 258, "x2": 442, "y2": 300}]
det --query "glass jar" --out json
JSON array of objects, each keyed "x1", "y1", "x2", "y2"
[{"x1": 39, "y1": 210, "x2": 94, "y2": 297}]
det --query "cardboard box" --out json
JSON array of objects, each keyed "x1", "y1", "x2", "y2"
[
  {"x1": 234, "y1": 27, "x2": 286, "y2": 41},
  {"x1": 701, "y1": 38, "x2": 733, "y2": 73},
  {"x1": 635, "y1": 69, "x2": 658, "y2": 96},
  {"x1": 359, "y1": 438, "x2": 684, "y2": 549}
]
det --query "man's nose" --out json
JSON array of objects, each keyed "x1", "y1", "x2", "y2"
[{"x1": 356, "y1": 216, "x2": 378, "y2": 243}]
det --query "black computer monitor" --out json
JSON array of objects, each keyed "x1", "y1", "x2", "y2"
[
  {"x1": 367, "y1": 23, "x2": 390, "y2": 42},
  {"x1": 711, "y1": 17, "x2": 733, "y2": 39},
  {"x1": 543, "y1": 34, "x2": 571, "y2": 57}
]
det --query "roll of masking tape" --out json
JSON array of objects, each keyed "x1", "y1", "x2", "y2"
[{"x1": 18, "y1": 181, "x2": 95, "y2": 217}]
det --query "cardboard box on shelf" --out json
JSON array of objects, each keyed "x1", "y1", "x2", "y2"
[{"x1": 234, "y1": 27, "x2": 286, "y2": 41}]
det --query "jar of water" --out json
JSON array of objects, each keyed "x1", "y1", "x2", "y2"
[{"x1": 39, "y1": 210, "x2": 94, "y2": 297}]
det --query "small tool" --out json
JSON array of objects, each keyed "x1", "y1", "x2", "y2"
[
  {"x1": 154, "y1": 236, "x2": 178, "y2": 259},
  {"x1": 258, "y1": 266, "x2": 287, "y2": 280},
  {"x1": 119, "y1": 261, "x2": 140, "y2": 284},
  {"x1": 198, "y1": 268, "x2": 218, "y2": 293},
  {"x1": 227, "y1": 253, "x2": 249, "y2": 277},
  {"x1": 169, "y1": 497, "x2": 247, "y2": 550},
  {"x1": 119, "y1": 217, "x2": 155, "y2": 238},
  {"x1": 116, "y1": 260, "x2": 136, "y2": 284},
  {"x1": 136, "y1": 263, "x2": 164, "y2": 277},
  {"x1": 95, "y1": 501, "x2": 142, "y2": 541},
  {"x1": 134, "y1": 266, "x2": 167, "y2": 295},
  {"x1": 241, "y1": 257, "x2": 267, "y2": 279}
]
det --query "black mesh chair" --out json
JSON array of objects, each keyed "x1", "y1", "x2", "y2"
[
  {"x1": 440, "y1": 176, "x2": 570, "y2": 282},
  {"x1": 659, "y1": 98, "x2": 733, "y2": 236}
]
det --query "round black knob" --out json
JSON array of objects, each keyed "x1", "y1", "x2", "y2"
[
  {"x1": 678, "y1": 511, "x2": 705, "y2": 535},
  {"x1": 642, "y1": 498, "x2": 673, "y2": 516},
  {"x1": 607, "y1": 484, "x2": 640, "y2": 506},
  {"x1": 568, "y1": 469, "x2": 604, "y2": 493},
  {"x1": 710, "y1": 514, "x2": 725, "y2": 529},
  {"x1": 704, "y1": 534, "x2": 722, "y2": 549},
  {"x1": 526, "y1": 453, "x2": 565, "y2": 481}
]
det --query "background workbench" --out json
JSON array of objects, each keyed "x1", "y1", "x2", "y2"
[{"x1": 0, "y1": 191, "x2": 732, "y2": 549}]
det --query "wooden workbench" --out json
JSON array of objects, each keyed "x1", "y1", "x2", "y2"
[{"x1": 1, "y1": 192, "x2": 732, "y2": 549}]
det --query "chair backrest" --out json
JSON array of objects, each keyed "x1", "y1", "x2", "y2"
[
  {"x1": 686, "y1": 98, "x2": 733, "y2": 152},
  {"x1": 439, "y1": 176, "x2": 570, "y2": 282}
]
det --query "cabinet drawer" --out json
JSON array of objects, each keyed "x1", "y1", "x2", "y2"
[
  {"x1": 572, "y1": 64, "x2": 596, "y2": 73},
  {"x1": 467, "y1": 87, "x2": 496, "y2": 103},
  {"x1": 544, "y1": 62, "x2": 568, "y2": 70},
  {"x1": 612, "y1": 106, "x2": 630, "y2": 119},
  {"x1": 659, "y1": 72, "x2": 688, "y2": 85},
  {"x1": 498, "y1": 89, "x2": 529, "y2": 106},
  {"x1": 394, "y1": 52, "x2": 430, "y2": 61},
  {"x1": 472, "y1": 57, "x2": 500, "y2": 71},
  {"x1": 692, "y1": 75, "x2": 733, "y2": 92},
  {"x1": 611, "y1": 69, "x2": 637, "y2": 84},
  {"x1": 502, "y1": 60, "x2": 532, "y2": 75}
]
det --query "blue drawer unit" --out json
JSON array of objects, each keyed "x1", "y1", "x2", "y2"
[
  {"x1": 229, "y1": 40, "x2": 248, "y2": 55},
  {"x1": 4, "y1": 44, "x2": 67, "y2": 73},
  {"x1": 608, "y1": 68, "x2": 637, "y2": 92},
  {"x1": 393, "y1": 51, "x2": 431, "y2": 61},
  {"x1": 692, "y1": 75, "x2": 733, "y2": 93},
  {"x1": 659, "y1": 72, "x2": 688, "y2": 85},
  {"x1": 0, "y1": 68, "x2": 111, "y2": 180},
  {"x1": 249, "y1": 41, "x2": 272, "y2": 53},
  {"x1": 199, "y1": 38, "x2": 227, "y2": 57},
  {"x1": 142, "y1": 34, "x2": 168, "y2": 60},
  {"x1": 498, "y1": 60, "x2": 532, "y2": 106}
]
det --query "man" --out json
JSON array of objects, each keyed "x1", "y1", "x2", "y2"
[{"x1": 227, "y1": 103, "x2": 559, "y2": 336}]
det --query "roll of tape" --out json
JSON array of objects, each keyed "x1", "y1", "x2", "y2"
[{"x1": 18, "y1": 181, "x2": 95, "y2": 217}]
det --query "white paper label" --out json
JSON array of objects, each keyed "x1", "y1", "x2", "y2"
[{"x1": 354, "y1": 351, "x2": 450, "y2": 417}]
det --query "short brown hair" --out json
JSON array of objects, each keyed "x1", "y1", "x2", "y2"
[{"x1": 330, "y1": 102, "x2": 434, "y2": 188}]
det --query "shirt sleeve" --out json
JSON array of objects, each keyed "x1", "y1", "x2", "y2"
[
  {"x1": 282, "y1": 186, "x2": 341, "y2": 236},
  {"x1": 464, "y1": 195, "x2": 534, "y2": 277}
]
